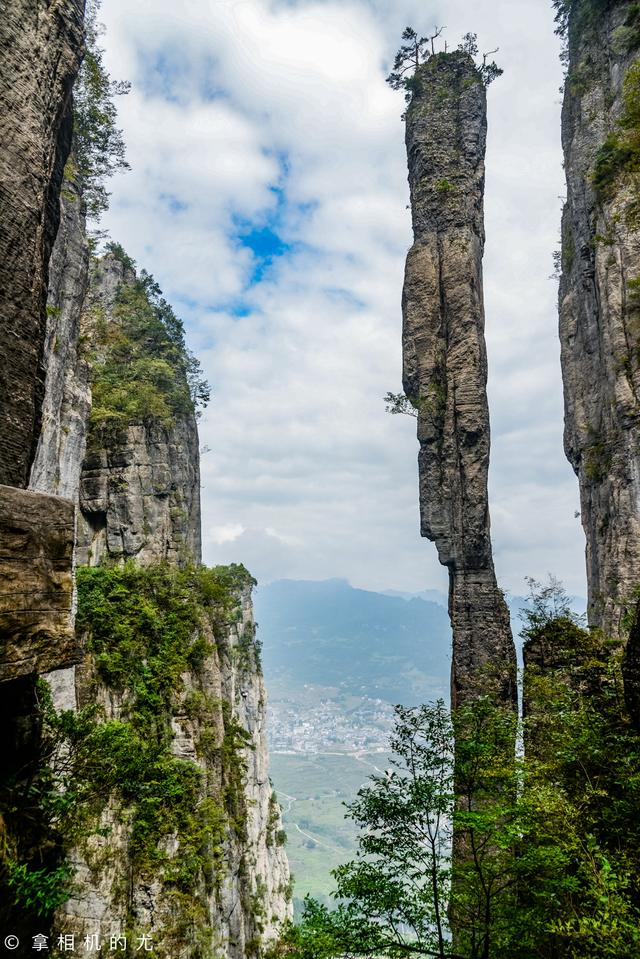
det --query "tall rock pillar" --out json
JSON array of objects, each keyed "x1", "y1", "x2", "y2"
[
  {"x1": 402, "y1": 52, "x2": 516, "y2": 709},
  {"x1": 0, "y1": 0, "x2": 85, "y2": 489},
  {"x1": 558, "y1": 0, "x2": 640, "y2": 636}
]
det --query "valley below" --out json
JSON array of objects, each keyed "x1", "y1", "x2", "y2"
[{"x1": 255, "y1": 578, "x2": 452, "y2": 911}]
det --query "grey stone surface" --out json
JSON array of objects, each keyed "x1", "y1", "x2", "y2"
[
  {"x1": 558, "y1": 1, "x2": 640, "y2": 635},
  {"x1": 0, "y1": 0, "x2": 84, "y2": 489},
  {"x1": 57, "y1": 586, "x2": 291, "y2": 956},
  {"x1": 76, "y1": 253, "x2": 202, "y2": 566},
  {"x1": 401, "y1": 52, "x2": 516, "y2": 708},
  {"x1": 45, "y1": 250, "x2": 290, "y2": 952},
  {"x1": 30, "y1": 176, "x2": 91, "y2": 500}
]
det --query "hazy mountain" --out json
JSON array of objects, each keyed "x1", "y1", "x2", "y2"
[
  {"x1": 255, "y1": 578, "x2": 452, "y2": 705},
  {"x1": 256, "y1": 579, "x2": 587, "y2": 704},
  {"x1": 383, "y1": 587, "x2": 448, "y2": 606}
]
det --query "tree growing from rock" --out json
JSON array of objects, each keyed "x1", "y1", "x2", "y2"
[
  {"x1": 386, "y1": 26, "x2": 503, "y2": 107},
  {"x1": 73, "y1": 0, "x2": 130, "y2": 220}
]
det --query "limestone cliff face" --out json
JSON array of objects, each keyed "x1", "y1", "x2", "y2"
[
  {"x1": 0, "y1": 0, "x2": 85, "y2": 489},
  {"x1": 401, "y1": 52, "x2": 516, "y2": 707},
  {"x1": 39, "y1": 246, "x2": 290, "y2": 954},
  {"x1": 0, "y1": 485, "x2": 76, "y2": 682},
  {"x1": 53, "y1": 579, "x2": 290, "y2": 958},
  {"x1": 0, "y1": 5, "x2": 289, "y2": 947},
  {"x1": 559, "y1": 0, "x2": 640, "y2": 634},
  {"x1": 30, "y1": 176, "x2": 91, "y2": 500},
  {"x1": 76, "y1": 252, "x2": 202, "y2": 566}
]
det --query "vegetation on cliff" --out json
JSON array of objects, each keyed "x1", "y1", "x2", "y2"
[
  {"x1": 385, "y1": 27, "x2": 502, "y2": 110},
  {"x1": 72, "y1": 0, "x2": 130, "y2": 221},
  {"x1": 87, "y1": 247, "x2": 210, "y2": 429},
  {"x1": 592, "y1": 59, "x2": 640, "y2": 222},
  {"x1": 0, "y1": 563, "x2": 258, "y2": 942},
  {"x1": 271, "y1": 583, "x2": 640, "y2": 959}
]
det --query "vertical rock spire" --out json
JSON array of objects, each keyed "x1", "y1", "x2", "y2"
[{"x1": 401, "y1": 51, "x2": 516, "y2": 708}]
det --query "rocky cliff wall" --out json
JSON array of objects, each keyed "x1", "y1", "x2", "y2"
[
  {"x1": 0, "y1": 0, "x2": 85, "y2": 489},
  {"x1": 76, "y1": 252, "x2": 202, "y2": 567},
  {"x1": 35, "y1": 244, "x2": 290, "y2": 955},
  {"x1": 52, "y1": 568, "x2": 290, "y2": 959},
  {"x1": 401, "y1": 52, "x2": 516, "y2": 708},
  {"x1": 558, "y1": 0, "x2": 640, "y2": 634},
  {"x1": 0, "y1": 485, "x2": 77, "y2": 683},
  {"x1": 30, "y1": 175, "x2": 91, "y2": 500}
]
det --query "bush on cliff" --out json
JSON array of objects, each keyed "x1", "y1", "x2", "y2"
[
  {"x1": 73, "y1": 0, "x2": 130, "y2": 220},
  {"x1": 0, "y1": 562, "x2": 256, "y2": 930},
  {"x1": 88, "y1": 256, "x2": 210, "y2": 428}
]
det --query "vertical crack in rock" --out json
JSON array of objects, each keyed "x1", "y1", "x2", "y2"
[
  {"x1": 0, "y1": 0, "x2": 85, "y2": 489},
  {"x1": 402, "y1": 52, "x2": 517, "y2": 709},
  {"x1": 29, "y1": 176, "x2": 91, "y2": 500},
  {"x1": 558, "y1": 0, "x2": 640, "y2": 636}
]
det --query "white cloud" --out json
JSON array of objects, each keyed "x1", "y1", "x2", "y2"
[
  {"x1": 99, "y1": 0, "x2": 586, "y2": 598},
  {"x1": 210, "y1": 522, "x2": 246, "y2": 544}
]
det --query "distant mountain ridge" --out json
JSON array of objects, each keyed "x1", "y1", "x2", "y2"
[
  {"x1": 383, "y1": 587, "x2": 448, "y2": 606},
  {"x1": 255, "y1": 578, "x2": 452, "y2": 705},
  {"x1": 256, "y1": 579, "x2": 587, "y2": 706}
]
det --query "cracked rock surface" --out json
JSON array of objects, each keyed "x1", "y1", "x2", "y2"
[
  {"x1": 559, "y1": 0, "x2": 640, "y2": 635},
  {"x1": 402, "y1": 52, "x2": 516, "y2": 708}
]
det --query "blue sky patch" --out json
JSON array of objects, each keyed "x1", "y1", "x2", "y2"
[{"x1": 237, "y1": 224, "x2": 291, "y2": 284}]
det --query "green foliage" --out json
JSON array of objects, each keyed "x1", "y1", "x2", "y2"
[
  {"x1": 276, "y1": 579, "x2": 640, "y2": 959},
  {"x1": 73, "y1": 0, "x2": 130, "y2": 219},
  {"x1": 104, "y1": 240, "x2": 135, "y2": 272},
  {"x1": 1, "y1": 563, "x2": 258, "y2": 934},
  {"x1": 592, "y1": 133, "x2": 634, "y2": 193},
  {"x1": 5, "y1": 861, "x2": 71, "y2": 918},
  {"x1": 592, "y1": 59, "x2": 640, "y2": 217},
  {"x1": 76, "y1": 562, "x2": 256, "y2": 858},
  {"x1": 76, "y1": 561, "x2": 254, "y2": 696},
  {"x1": 384, "y1": 390, "x2": 419, "y2": 417},
  {"x1": 384, "y1": 384, "x2": 446, "y2": 422},
  {"x1": 629, "y1": 274, "x2": 640, "y2": 314},
  {"x1": 582, "y1": 424, "x2": 612, "y2": 482},
  {"x1": 88, "y1": 258, "x2": 210, "y2": 428},
  {"x1": 386, "y1": 27, "x2": 439, "y2": 101},
  {"x1": 552, "y1": 0, "x2": 618, "y2": 41},
  {"x1": 385, "y1": 27, "x2": 501, "y2": 111}
]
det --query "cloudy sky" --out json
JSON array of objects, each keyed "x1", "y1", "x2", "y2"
[{"x1": 99, "y1": 0, "x2": 586, "y2": 598}]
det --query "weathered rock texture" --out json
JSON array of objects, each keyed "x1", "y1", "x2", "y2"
[
  {"x1": 0, "y1": 9, "x2": 288, "y2": 948},
  {"x1": 78, "y1": 415, "x2": 201, "y2": 566},
  {"x1": 76, "y1": 253, "x2": 202, "y2": 567},
  {"x1": 30, "y1": 177, "x2": 91, "y2": 500},
  {"x1": 38, "y1": 246, "x2": 290, "y2": 954},
  {"x1": 0, "y1": 484, "x2": 77, "y2": 682},
  {"x1": 559, "y1": 0, "x2": 640, "y2": 635},
  {"x1": 56, "y1": 584, "x2": 291, "y2": 958},
  {"x1": 0, "y1": 0, "x2": 85, "y2": 489},
  {"x1": 401, "y1": 52, "x2": 516, "y2": 708}
]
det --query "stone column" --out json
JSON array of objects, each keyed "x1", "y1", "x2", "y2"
[{"x1": 402, "y1": 51, "x2": 517, "y2": 710}]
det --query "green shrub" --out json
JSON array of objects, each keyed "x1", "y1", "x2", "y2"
[
  {"x1": 1, "y1": 562, "x2": 258, "y2": 933},
  {"x1": 592, "y1": 60, "x2": 640, "y2": 209},
  {"x1": 5, "y1": 862, "x2": 71, "y2": 918},
  {"x1": 88, "y1": 266, "x2": 210, "y2": 430}
]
